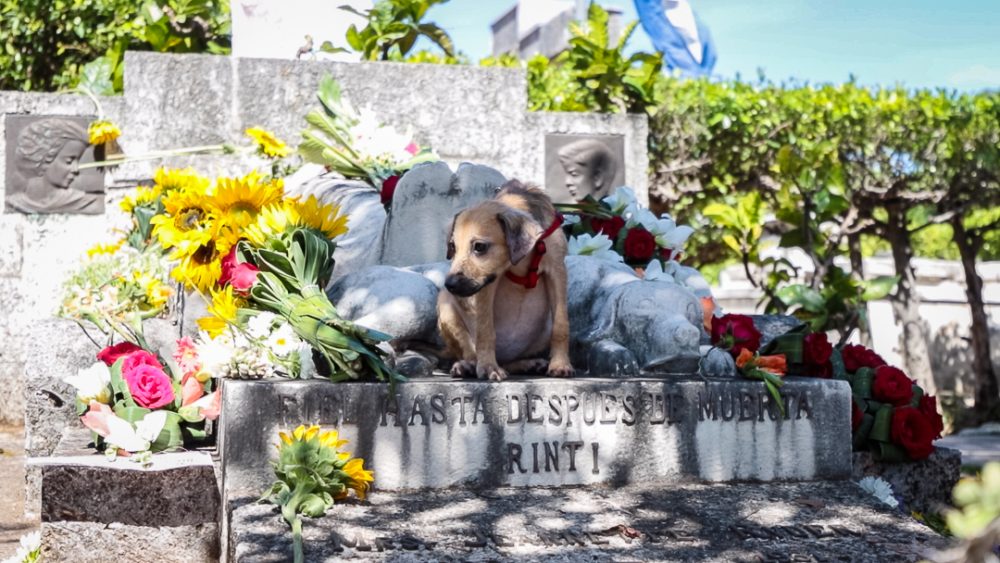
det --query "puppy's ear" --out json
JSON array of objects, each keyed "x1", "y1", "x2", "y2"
[
  {"x1": 446, "y1": 212, "x2": 459, "y2": 260},
  {"x1": 496, "y1": 209, "x2": 542, "y2": 265}
]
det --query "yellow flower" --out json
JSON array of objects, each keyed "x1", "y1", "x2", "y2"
[
  {"x1": 143, "y1": 278, "x2": 173, "y2": 310},
  {"x1": 197, "y1": 285, "x2": 242, "y2": 336},
  {"x1": 342, "y1": 457, "x2": 374, "y2": 500},
  {"x1": 86, "y1": 240, "x2": 123, "y2": 257},
  {"x1": 243, "y1": 196, "x2": 349, "y2": 247},
  {"x1": 88, "y1": 120, "x2": 121, "y2": 145},
  {"x1": 246, "y1": 126, "x2": 291, "y2": 158},
  {"x1": 208, "y1": 172, "x2": 284, "y2": 245},
  {"x1": 120, "y1": 184, "x2": 162, "y2": 214},
  {"x1": 319, "y1": 429, "x2": 348, "y2": 449},
  {"x1": 151, "y1": 187, "x2": 216, "y2": 255},
  {"x1": 154, "y1": 168, "x2": 211, "y2": 195},
  {"x1": 291, "y1": 195, "x2": 349, "y2": 241}
]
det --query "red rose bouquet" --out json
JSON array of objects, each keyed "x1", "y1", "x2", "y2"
[
  {"x1": 838, "y1": 344, "x2": 943, "y2": 461},
  {"x1": 710, "y1": 313, "x2": 788, "y2": 415}
]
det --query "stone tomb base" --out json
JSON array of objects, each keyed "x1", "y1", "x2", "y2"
[
  {"x1": 229, "y1": 480, "x2": 947, "y2": 562},
  {"x1": 220, "y1": 377, "x2": 852, "y2": 497}
]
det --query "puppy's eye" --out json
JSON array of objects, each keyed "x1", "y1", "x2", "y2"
[
  {"x1": 447, "y1": 241, "x2": 456, "y2": 257},
  {"x1": 473, "y1": 241, "x2": 490, "y2": 255}
]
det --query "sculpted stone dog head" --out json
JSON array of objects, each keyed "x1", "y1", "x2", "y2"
[{"x1": 444, "y1": 201, "x2": 541, "y2": 297}]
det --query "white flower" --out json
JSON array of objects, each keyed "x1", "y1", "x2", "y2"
[
  {"x1": 64, "y1": 362, "x2": 112, "y2": 404},
  {"x1": 246, "y1": 311, "x2": 277, "y2": 339},
  {"x1": 602, "y1": 186, "x2": 638, "y2": 214},
  {"x1": 4, "y1": 531, "x2": 40, "y2": 563},
  {"x1": 267, "y1": 322, "x2": 302, "y2": 357},
  {"x1": 105, "y1": 410, "x2": 166, "y2": 453},
  {"x1": 196, "y1": 332, "x2": 236, "y2": 378},
  {"x1": 562, "y1": 213, "x2": 581, "y2": 226},
  {"x1": 567, "y1": 233, "x2": 624, "y2": 263},
  {"x1": 351, "y1": 107, "x2": 416, "y2": 164},
  {"x1": 858, "y1": 476, "x2": 899, "y2": 509}
]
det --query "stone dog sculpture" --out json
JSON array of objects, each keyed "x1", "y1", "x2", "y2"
[{"x1": 288, "y1": 161, "x2": 730, "y2": 377}]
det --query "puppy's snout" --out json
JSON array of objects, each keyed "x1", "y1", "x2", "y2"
[{"x1": 445, "y1": 274, "x2": 479, "y2": 297}]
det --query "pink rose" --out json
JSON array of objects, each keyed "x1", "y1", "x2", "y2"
[
  {"x1": 123, "y1": 364, "x2": 175, "y2": 409},
  {"x1": 121, "y1": 350, "x2": 161, "y2": 376},
  {"x1": 219, "y1": 247, "x2": 259, "y2": 294},
  {"x1": 97, "y1": 342, "x2": 142, "y2": 366}
]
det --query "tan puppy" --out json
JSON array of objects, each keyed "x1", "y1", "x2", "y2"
[{"x1": 438, "y1": 180, "x2": 574, "y2": 381}]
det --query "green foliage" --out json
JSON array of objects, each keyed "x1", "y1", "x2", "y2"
[
  {"x1": 649, "y1": 76, "x2": 1000, "y2": 337},
  {"x1": 0, "y1": 0, "x2": 230, "y2": 93},
  {"x1": 525, "y1": 4, "x2": 663, "y2": 114},
  {"x1": 947, "y1": 462, "x2": 1000, "y2": 538},
  {"x1": 340, "y1": 0, "x2": 454, "y2": 62}
]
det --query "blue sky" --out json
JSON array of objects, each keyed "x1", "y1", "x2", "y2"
[{"x1": 425, "y1": 0, "x2": 1000, "y2": 91}]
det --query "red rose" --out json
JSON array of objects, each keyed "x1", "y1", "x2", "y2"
[
  {"x1": 872, "y1": 365, "x2": 914, "y2": 406},
  {"x1": 841, "y1": 344, "x2": 886, "y2": 373},
  {"x1": 890, "y1": 406, "x2": 935, "y2": 460},
  {"x1": 97, "y1": 342, "x2": 142, "y2": 366},
  {"x1": 123, "y1": 363, "x2": 175, "y2": 409},
  {"x1": 380, "y1": 175, "x2": 400, "y2": 206},
  {"x1": 804, "y1": 333, "x2": 833, "y2": 366},
  {"x1": 590, "y1": 216, "x2": 626, "y2": 240},
  {"x1": 219, "y1": 247, "x2": 259, "y2": 294},
  {"x1": 919, "y1": 395, "x2": 944, "y2": 439},
  {"x1": 121, "y1": 350, "x2": 161, "y2": 376},
  {"x1": 623, "y1": 227, "x2": 657, "y2": 262},
  {"x1": 711, "y1": 313, "x2": 762, "y2": 357},
  {"x1": 852, "y1": 401, "x2": 864, "y2": 431}
]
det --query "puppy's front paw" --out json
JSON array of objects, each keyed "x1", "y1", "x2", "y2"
[
  {"x1": 477, "y1": 363, "x2": 508, "y2": 381},
  {"x1": 547, "y1": 359, "x2": 574, "y2": 378},
  {"x1": 450, "y1": 360, "x2": 477, "y2": 379}
]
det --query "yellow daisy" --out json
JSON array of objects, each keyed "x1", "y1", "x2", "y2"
[
  {"x1": 88, "y1": 120, "x2": 121, "y2": 145},
  {"x1": 245, "y1": 126, "x2": 291, "y2": 158}
]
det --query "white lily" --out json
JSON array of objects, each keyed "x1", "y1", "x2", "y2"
[
  {"x1": 64, "y1": 362, "x2": 112, "y2": 404},
  {"x1": 568, "y1": 233, "x2": 624, "y2": 263},
  {"x1": 643, "y1": 260, "x2": 678, "y2": 283},
  {"x1": 601, "y1": 186, "x2": 638, "y2": 214}
]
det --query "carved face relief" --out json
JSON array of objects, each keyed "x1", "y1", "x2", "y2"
[{"x1": 43, "y1": 139, "x2": 85, "y2": 189}]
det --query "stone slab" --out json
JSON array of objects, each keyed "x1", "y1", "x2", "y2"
[
  {"x1": 852, "y1": 447, "x2": 961, "y2": 514},
  {"x1": 229, "y1": 480, "x2": 946, "y2": 562},
  {"x1": 220, "y1": 377, "x2": 852, "y2": 496},
  {"x1": 42, "y1": 521, "x2": 219, "y2": 563},
  {"x1": 32, "y1": 428, "x2": 219, "y2": 527}
]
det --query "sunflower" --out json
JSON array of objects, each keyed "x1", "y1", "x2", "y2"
[
  {"x1": 291, "y1": 195, "x2": 349, "y2": 240},
  {"x1": 245, "y1": 126, "x2": 291, "y2": 158},
  {"x1": 151, "y1": 187, "x2": 215, "y2": 255},
  {"x1": 154, "y1": 167, "x2": 211, "y2": 195},
  {"x1": 171, "y1": 238, "x2": 227, "y2": 293},
  {"x1": 208, "y1": 172, "x2": 284, "y2": 245},
  {"x1": 197, "y1": 285, "x2": 243, "y2": 337},
  {"x1": 341, "y1": 457, "x2": 374, "y2": 500},
  {"x1": 88, "y1": 120, "x2": 121, "y2": 145},
  {"x1": 120, "y1": 184, "x2": 162, "y2": 214}
]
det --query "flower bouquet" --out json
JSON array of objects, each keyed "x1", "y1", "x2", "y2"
[
  {"x1": 298, "y1": 75, "x2": 438, "y2": 206},
  {"x1": 562, "y1": 186, "x2": 695, "y2": 273},
  {"x1": 66, "y1": 341, "x2": 220, "y2": 459},
  {"x1": 710, "y1": 313, "x2": 788, "y2": 414}
]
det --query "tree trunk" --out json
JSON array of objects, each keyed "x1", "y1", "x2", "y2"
[
  {"x1": 952, "y1": 216, "x2": 999, "y2": 417},
  {"x1": 884, "y1": 205, "x2": 936, "y2": 393},
  {"x1": 848, "y1": 233, "x2": 873, "y2": 348}
]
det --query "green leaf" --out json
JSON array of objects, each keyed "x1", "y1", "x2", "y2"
[
  {"x1": 79, "y1": 55, "x2": 115, "y2": 96},
  {"x1": 861, "y1": 275, "x2": 900, "y2": 301},
  {"x1": 853, "y1": 367, "x2": 874, "y2": 399},
  {"x1": 151, "y1": 412, "x2": 184, "y2": 452},
  {"x1": 113, "y1": 405, "x2": 151, "y2": 423},
  {"x1": 109, "y1": 358, "x2": 137, "y2": 408},
  {"x1": 870, "y1": 403, "x2": 893, "y2": 442}
]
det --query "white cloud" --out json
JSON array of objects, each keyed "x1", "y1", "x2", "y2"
[{"x1": 948, "y1": 64, "x2": 1000, "y2": 89}]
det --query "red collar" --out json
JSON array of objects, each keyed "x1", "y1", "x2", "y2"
[{"x1": 505, "y1": 213, "x2": 564, "y2": 289}]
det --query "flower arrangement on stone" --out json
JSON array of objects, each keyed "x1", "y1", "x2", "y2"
[
  {"x1": 261, "y1": 424, "x2": 374, "y2": 563},
  {"x1": 298, "y1": 75, "x2": 438, "y2": 207},
  {"x1": 709, "y1": 313, "x2": 788, "y2": 415},
  {"x1": 562, "y1": 186, "x2": 695, "y2": 276},
  {"x1": 761, "y1": 328, "x2": 945, "y2": 462},
  {"x1": 65, "y1": 340, "x2": 220, "y2": 459}
]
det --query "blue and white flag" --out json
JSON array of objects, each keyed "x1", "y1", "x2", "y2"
[{"x1": 634, "y1": 0, "x2": 717, "y2": 77}]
